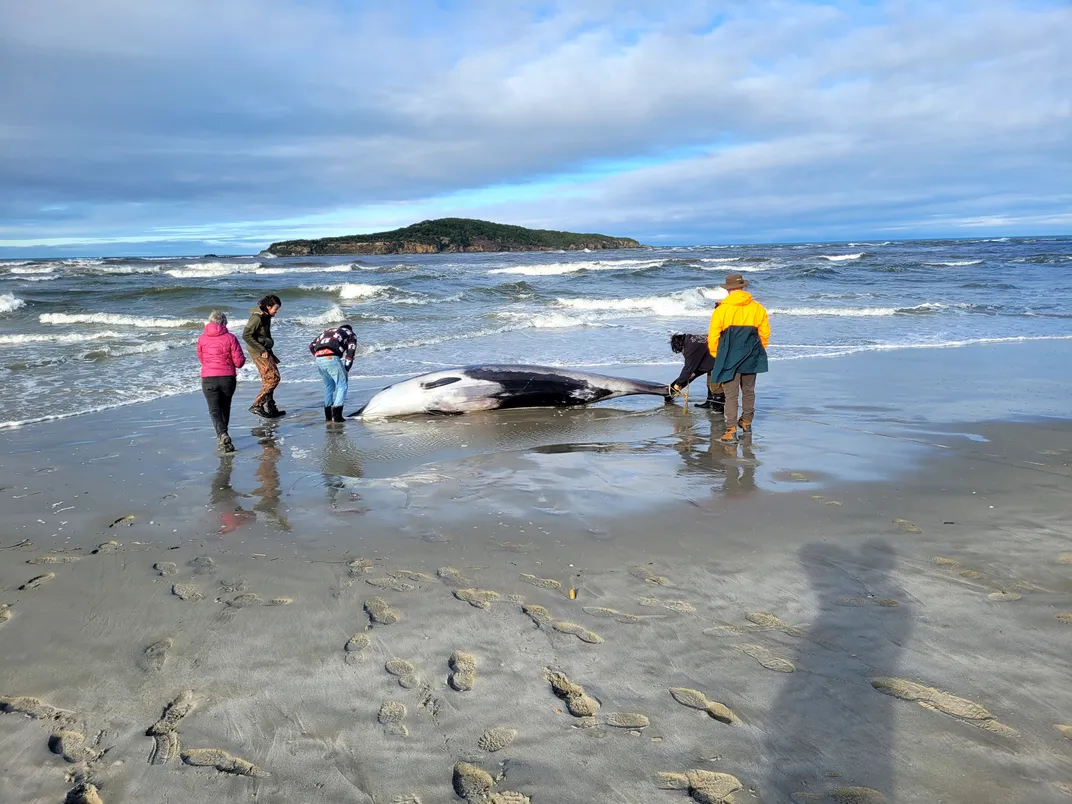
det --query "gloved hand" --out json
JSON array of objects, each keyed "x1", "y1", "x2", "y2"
[{"x1": 667, "y1": 383, "x2": 682, "y2": 397}]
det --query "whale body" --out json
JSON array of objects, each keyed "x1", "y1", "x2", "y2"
[{"x1": 354, "y1": 364, "x2": 670, "y2": 419}]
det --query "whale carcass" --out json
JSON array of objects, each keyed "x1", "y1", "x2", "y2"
[{"x1": 354, "y1": 365, "x2": 671, "y2": 418}]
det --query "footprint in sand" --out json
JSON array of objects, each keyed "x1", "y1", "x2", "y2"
[
  {"x1": 26, "y1": 555, "x2": 79, "y2": 565},
  {"x1": 834, "y1": 597, "x2": 901, "y2": 608},
  {"x1": 669, "y1": 688, "x2": 739, "y2": 724},
  {"x1": 522, "y1": 603, "x2": 552, "y2": 626},
  {"x1": 181, "y1": 747, "x2": 269, "y2": 777},
  {"x1": 448, "y1": 651, "x2": 478, "y2": 691},
  {"x1": 171, "y1": 583, "x2": 203, "y2": 602},
  {"x1": 148, "y1": 690, "x2": 195, "y2": 736},
  {"x1": 386, "y1": 659, "x2": 420, "y2": 689},
  {"x1": 1057, "y1": 554, "x2": 1072, "y2": 565},
  {"x1": 265, "y1": 597, "x2": 292, "y2": 606},
  {"x1": 736, "y1": 644, "x2": 795, "y2": 673},
  {"x1": 453, "y1": 761, "x2": 494, "y2": 801},
  {"x1": 604, "y1": 712, "x2": 650, "y2": 729},
  {"x1": 743, "y1": 612, "x2": 807, "y2": 637},
  {"x1": 790, "y1": 787, "x2": 887, "y2": 803},
  {"x1": 638, "y1": 597, "x2": 696, "y2": 614},
  {"x1": 0, "y1": 695, "x2": 73, "y2": 723},
  {"x1": 219, "y1": 577, "x2": 249, "y2": 593},
  {"x1": 64, "y1": 783, "x2": 104, "y2": 804},
  {"x1": 142, "y1": 637, "x2": 173, "y2": 672},
  {"x1": 378, "y1": 701, "x2": 408, "y2": 736},
  {"x1": 364, "y1": 597, "x2": 400, "y2": 625},
  {"x1": 344, "y1": 634, "x2": 370, "y2": 665},
  {"x1": 551, "y1": 621, "x2": 604, "y2": 644},
  {"x1": 987, "y1": 591, "x2": 1022, "y2": 602},
  {"x1": 1055, "y1": 724, "x2": 1072, "y2": 739},
  {"x1": 518, "y1": 573, "x2": 561, "y2": 590},
  {"x1": 154, "y1": 561, "x2": 178, "y2": 576},
  {"x1": 629, "y1": 566, "x2": 672, "y2": 586},
  {"x1": 811, "y1": 495, "x2": 842, "y2": 506},
  {"x1": 893, "y1": 518, "x2": 922, "y2": 533},
  {"x1": 545, "y1": 668, "x2": 600, "y2": 718},
  {"x1": 366, "y1": 577, "x2": 416, "y2": 592},
  {"x1": 655, "y1": 769, "x2": 743, "y2": 803},
  {"x1": 49, "y1": 730, "x2": 102, "y2": 763},
  {"x1": 188, "y1": 555, "x2": 216, "y2": 575},
  {"x1": 0, "y1": 604, "x2": 10, "y2": 625},
  {"x1": 92, "y1": 540, "x2": 120, "y2": 554},
  {"x1": 149, "y1": 730, "x2": 180, "y2": 765},
  {"x1": 477, "y1": 727, "x2": 517, "y2": 752},
  {"x1": 453, "y1": 588, "x2": 501, "y2": 609},
  {"x1": 1056, "y1": 613, "x2": 1072, "y2": 625},
  {"x1": 870, "y1": 677, "x2": 1016, "y2": 736},
  {"x1": 348, "y1": 557, "x2": 375, "y2": 576},
  {"x1": 437, "y1": 566, "x2": 473, "y2": 589},
  {"x1": 582, "y1": 606, "x2": 643, "y2": 624},
  {"x1": 19, "y1": 572, "x2": 55, "y2": 590},
  {"x1": 389, "y1": 569, "x2": 435, "y2": 582}
]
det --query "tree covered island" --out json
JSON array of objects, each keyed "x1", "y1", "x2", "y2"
[{"x1": 266, "y1": 218, "x2": 643, "y2": 256}]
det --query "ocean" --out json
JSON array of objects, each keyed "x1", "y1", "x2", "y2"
[{"x1": 0, "y1": 236, "x2": 1070, "y2": 429}]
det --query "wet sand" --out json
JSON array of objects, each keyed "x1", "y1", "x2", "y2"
[{"x1": 2, "y1": 341, "x2": 1072, "y2": 803}]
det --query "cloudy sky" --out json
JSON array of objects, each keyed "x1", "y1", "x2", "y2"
[{"x1": 0, "y1": 0, "x2": 1069, "y2": 256}]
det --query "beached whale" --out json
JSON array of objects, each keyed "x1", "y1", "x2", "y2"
[{"x1": 353, "y1": 364, "x2": 671, "y2": 418}]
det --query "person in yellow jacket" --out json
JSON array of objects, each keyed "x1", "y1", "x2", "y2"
[{"x1": 707, "y1": 273, "x2": 770, "y2": 443}]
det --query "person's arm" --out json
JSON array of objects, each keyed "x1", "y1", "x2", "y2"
[
  {"x1": 196, "y1": 337, "x2": 204, "y2": 365},
  {"x1": 758, "y1": 308, "x2": 771, "y2": 348},
  {"x1": 707, "y1": 307, "x2": 724, "y2": 358},
  {"x1": 242, "y1": 314, "x2": 262, "y2": 355},
  {"x1": 343, "y1": 335, "x2": 357, "y2": 372},
  {"x1": 309, "y1": 334, "x2": 320, "y2": 356},
  {"x1": 672, "y1": 339, "x2": 704, "y2": 389},
  {"x1": 230, "y1": 334, "x2": 246, "y2": 369}
]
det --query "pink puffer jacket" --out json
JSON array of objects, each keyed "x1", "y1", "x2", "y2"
[{"x1": 196, "y1": 322, "x2": 246, "y2": 377}]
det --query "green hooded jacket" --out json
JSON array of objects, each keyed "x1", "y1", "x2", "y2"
[{"x1": 243, "y1": 307, "x2": 275, "y2": 357}]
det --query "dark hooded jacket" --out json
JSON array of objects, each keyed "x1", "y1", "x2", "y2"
[
  {"x1": 243, "y1": 307, "x2": 275, "y2": 358},
  {"x1": 672, "y1": 334, "x2": 715, "y2": 388}
]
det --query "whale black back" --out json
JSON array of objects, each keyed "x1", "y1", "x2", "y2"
[{"x1": 463, "y1": 366, "x2": 613, "y2": 409}]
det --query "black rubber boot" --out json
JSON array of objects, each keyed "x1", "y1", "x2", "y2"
[
  {"x1": 249, "y1": 403, "x2": 271, "y2": 418},
  {"x1": 331, "y1": 406, "x2": 345, "y2": 423},
  {"x1": 324, "y1": 406, "x2": 333, "y2": 422},
  {"x1": 265, "y1": 399, "x2": 286, "y2": 418},
  {"x1": 694, "y1": 393, "x2": 726, "y2": 412}
]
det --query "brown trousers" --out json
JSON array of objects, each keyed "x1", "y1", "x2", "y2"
[
  {"x1": 722, "y1": 372, "x2": 756, "y2": 430},
  {"x1": 707, "y1": 375, "x2": 724, "y2": 396},
  {"x1": 252, "y1": 353, "x2": 280, "y2": 408}
]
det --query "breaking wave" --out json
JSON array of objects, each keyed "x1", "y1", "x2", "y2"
[
  {"x1": 39, "y1": 312, "x2": 199, "y2": 328},
  {"x1": 0, "y1": 294, "x2": 26, "y2": 313}
]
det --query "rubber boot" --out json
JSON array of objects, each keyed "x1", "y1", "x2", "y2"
[
  {"x1": 694, "y1": 392, "x2": 726, "y2": 411},
  {"x1": 331, "y1": 406, "x2": 345, "y2": 423},
  {"x1": 249, "y1": 403, "x2": 271, "y2": 418},
  {"x1": 324, "y1": 406, "x2": 333, "y2": 422},
  {"x1": 265, "y1": 398, "x2": 286, "y2": 418}
]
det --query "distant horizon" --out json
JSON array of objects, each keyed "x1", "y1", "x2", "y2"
[{"x1": 1, "y1": 230, "x2": 1069, "y2": 261}]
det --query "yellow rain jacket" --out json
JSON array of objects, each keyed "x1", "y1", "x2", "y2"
[{"x1": 707, "y1": 290, "x2": 771, "y2": 382}]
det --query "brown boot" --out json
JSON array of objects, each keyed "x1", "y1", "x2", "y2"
[
  {"x1": 719, "y1": 427, "x2": 738, "y2": 444},
  {"x1": 737, "y1": 418, "x2": 752, "y2": 433}
]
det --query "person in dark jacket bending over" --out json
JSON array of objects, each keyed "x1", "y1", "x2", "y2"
[
  {"x1": 668, "y1": 334, "x2": 726, "y2": 411},
  {"x1": 244, "y1": 294, "x2": 285, "y2": 419},
  {"x1": 309, "y1": 324, "x2": 359, "y2": 422},
  {"x1": 708, "y1": 273, "x2": 770, "y2": 443}
]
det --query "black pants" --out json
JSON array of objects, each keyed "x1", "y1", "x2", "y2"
[{"x1": 202, "y1": 376, "x2": 237, "y2": 437}]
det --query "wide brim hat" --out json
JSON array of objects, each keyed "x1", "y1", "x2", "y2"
[{"x1": 721, "y1": 273, "x2": 749, "y2": 290}]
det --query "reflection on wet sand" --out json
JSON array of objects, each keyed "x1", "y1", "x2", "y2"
[
  {"x1": 251, "y1": 426, "x2": 290, "y2": 531},
  {"x1": 321, "y1": 428, "x2": 366, "y2": 513},
  {"x1": 670, "y1": 414, "x2": 759, "y2": 495},
  {"x1": 209, "y1": 455, "x2": 255, "y2": 534}
]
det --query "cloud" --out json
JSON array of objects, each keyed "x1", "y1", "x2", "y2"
[{"x1": 0, "y1": 0, "x2": 1068, "y2": 254}]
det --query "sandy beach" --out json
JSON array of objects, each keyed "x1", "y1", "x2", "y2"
[{"x1": 2, "y1": 341, "x2": 1072, "y2": 804}]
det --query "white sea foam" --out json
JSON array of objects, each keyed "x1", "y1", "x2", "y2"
[
  {"x1": 255, "y1": 265, "x2": 352, "y2": 275},
  {"x1": 39, "y1": 312, "x2": 198, "y2": 328},
  {"x1": 8, "y1": 265, "x2": 55, "y2": 275},
  {"x1": 77, "y1": 264, "x2": 160, "y2": 275},
  {"x1": 165, "y1": 261, "x2": 258, "y2": 279},
  {"x1": 494, "y1": 311, "x2": 595, "y2": 329},
  {"x1": 848, "y1": 242, "x2": 890, "y2": 246},
  {"x1": 0, "y1": 294, "x2": 27, "y2": 313},
  {"x1": 556, "y1": 287, "x2": 716, "y2": 317},
  {"x1": 923, "y1": 260, "x2": 984, "y2": 267},
  {"x1": 0, "y1": 260, "x2": 32, "y2": 267},
  {"x1": 816, "y1": 253, "x2": 865, "y2": 261},
  {"x1": 84, "y1": 340, "x2": 195, "y2": 357},
  {"x1": 489, "y1": 258, "x2": 663, "y2": 276},
  {"x1": 0, "y1": 330, "x2": 130, "y2": 345},
  {"x1": 301, "y1": 282, "x2": 391, "y2": 299},
  {"x1": 4, "y1": 274, "x2": 58, "y2": 282},
  {"x1": 290, "y1": 304, "x2": 348, "y2": 327}
]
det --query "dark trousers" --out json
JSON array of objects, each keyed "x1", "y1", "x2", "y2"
[
  {"x1": 722, "y1": 372, "x2": 756, "y2": 430},
  {"x1": 202, "y1": 376, "x2": 237, "y2": 437}
]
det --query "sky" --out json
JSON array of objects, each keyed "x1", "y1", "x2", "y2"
[{"x1": 0, "y1": 0, "x2": 1069, "y2": 256}]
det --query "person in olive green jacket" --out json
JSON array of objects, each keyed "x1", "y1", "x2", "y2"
[
  {"x1": 708, "y1": 274, "x2": 770, "y2": 443},
  {"x1": 243, "y1": 294, "x2": 285, "y2": 419}
]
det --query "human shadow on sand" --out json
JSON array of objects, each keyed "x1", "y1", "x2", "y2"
[{"x1": 763, "y1": 539, "x2": 911, "y2": 803}]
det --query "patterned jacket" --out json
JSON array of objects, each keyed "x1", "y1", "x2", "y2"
[{"x1": 309, "y1": 325, "x2": 358, "y2": 371}]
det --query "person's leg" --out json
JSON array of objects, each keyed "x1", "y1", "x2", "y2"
[
  {"x1": 202, "y1": 378, "x2": 226, "y2": 437},
  {"x1": 313, "y1": 358, "x2": 334, "y2": 418},
  {"x1": 331, "y1": 359, "x2": 348, "y2": 408},
  {"x1": 220, "y1": 377, "x2": 237, "y2": 434},
  {"x1": 740, "y1": 373, "x2": 757, "y2": 429},
  {"x1": 721, "y1": 373, "x2": 741, "y2": 440},
  {"x1": 263, "y1": 357, "x2": 283, "y2": 415},
  {"x1": 251, "y1": 354, "x2": 273, "y2": 409}
]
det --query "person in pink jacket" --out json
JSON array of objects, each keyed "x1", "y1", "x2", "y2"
[{"x1": 196, "y1": 310, "x2": 246, "y2": 453}]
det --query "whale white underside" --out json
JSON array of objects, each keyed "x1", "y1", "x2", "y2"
[{"x1": 354, "y1": 364, "x2": 669, "y2": 419}]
